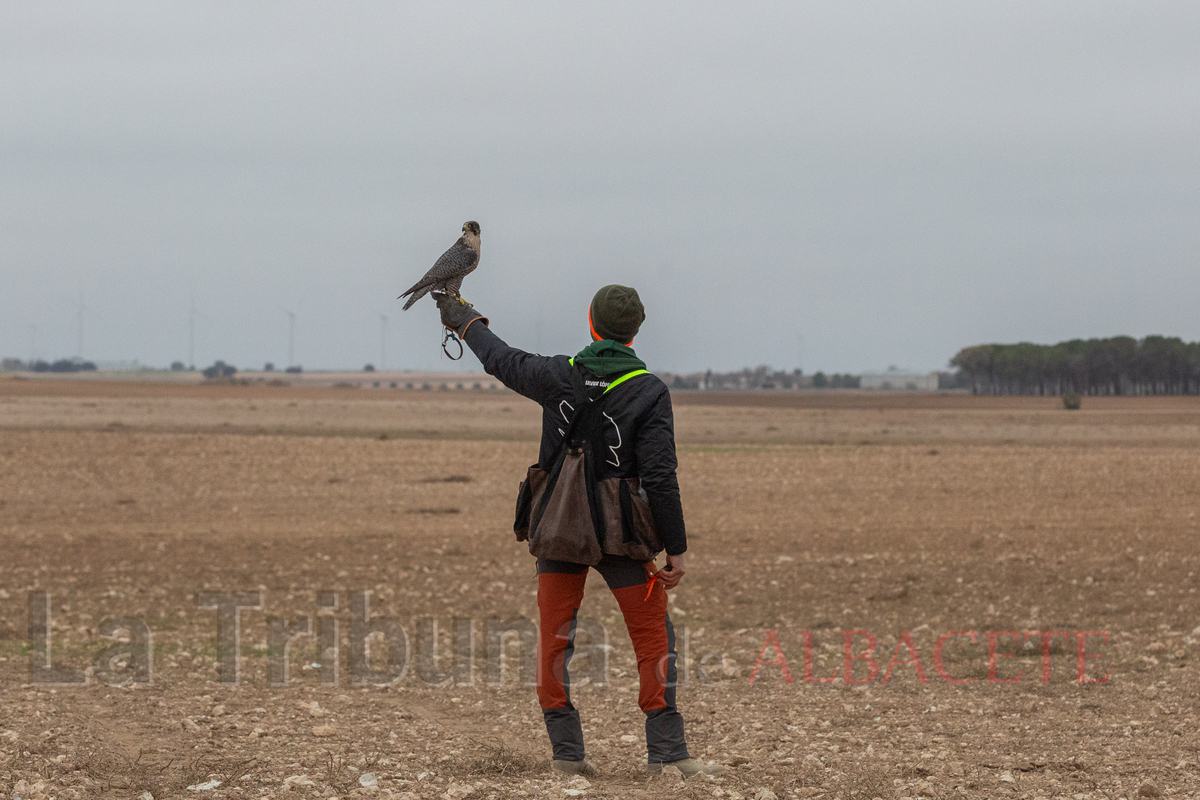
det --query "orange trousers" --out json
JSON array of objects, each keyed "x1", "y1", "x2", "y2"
[{"x1": 536, "y1": 556, "x2": 689, "y2": 763}]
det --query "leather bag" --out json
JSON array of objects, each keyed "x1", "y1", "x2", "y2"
[{"x1": 513, "y1": 366, "x2": 661, "y2": 564}]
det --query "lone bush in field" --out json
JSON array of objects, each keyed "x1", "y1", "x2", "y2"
[
  {"x1": 1062, "y1": 391, "x2": 1082, "y2": 410},
  {"x1": 202, "y1": 360, "x2": 236, "y2": 379}
]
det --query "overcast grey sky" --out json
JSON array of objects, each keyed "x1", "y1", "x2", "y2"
[{"x1": 2, "y1": 2, "x2": 1197, "y2": 374}]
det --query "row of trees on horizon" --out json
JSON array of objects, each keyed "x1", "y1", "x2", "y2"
[
  {"x1": 667, "y1": 367, "x2": 863, "y2": 390},
  {"x1": 950, "y1": 336, "x2": 1200, "y2": 396},
  {"x1": 1, "y1": 357, "x2": 96, "y2": 373}
]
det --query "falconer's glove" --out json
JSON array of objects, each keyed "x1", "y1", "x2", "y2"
[{"x1": 433, "y1": 292, "x2": 488, "y2": 337}]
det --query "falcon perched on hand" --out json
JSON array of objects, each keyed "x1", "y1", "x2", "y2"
[{"x1": 399, "y1": 221, "x2": 481, "y2": 310}]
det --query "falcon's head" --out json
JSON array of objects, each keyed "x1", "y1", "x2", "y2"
[{"x1": 462, "y1": 221, "x2": 480, "y2": 236}]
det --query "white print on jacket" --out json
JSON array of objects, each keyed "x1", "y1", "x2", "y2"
[
  {"x1": 602, "y1": 412, "x2": 623, "y2": 466},
  {"x1": 557, "y1": 400, "x2": 573, "y2": 437},
  {"x1": 558, "y1": 399, "x2": 625, "y2": 467}
]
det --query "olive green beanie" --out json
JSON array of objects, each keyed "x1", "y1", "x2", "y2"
[{"x1": 589, "y1": 285, "x2": 645, "y2": 344}]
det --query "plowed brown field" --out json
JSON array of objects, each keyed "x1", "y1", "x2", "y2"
[{"x1": 2, "y1": 378, "x2": 1198, "y2": 799}]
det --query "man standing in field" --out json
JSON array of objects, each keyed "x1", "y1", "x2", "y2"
[{"x1": 434, "y1": 286, "x2": 723, "y2": 779}]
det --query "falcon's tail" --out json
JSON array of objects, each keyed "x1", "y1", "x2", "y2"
[{"x1": 399, "y1": 284, "x2": 432, "y2": 311}]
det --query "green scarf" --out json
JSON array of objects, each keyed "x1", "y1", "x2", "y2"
[{"x1": 573, "y1": 340, "x2": 648, "y2": 377}]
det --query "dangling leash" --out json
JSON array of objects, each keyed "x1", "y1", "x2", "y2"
[{"x1": 441, "y1": 327, "x2": 464, "y2": 360}]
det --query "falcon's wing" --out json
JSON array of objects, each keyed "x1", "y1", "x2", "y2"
[
  {"x1": 427, "y1": 239, "x2": 478, "y2": 281},
  {"x1": 399, "y1": 238, "x2": 478, "y2": 308}
]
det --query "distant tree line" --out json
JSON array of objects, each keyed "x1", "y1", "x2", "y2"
[
  {"x1": 1, "y1": 358, "x2": 96, "y2": 373},
  {"x1": 667, "y1": 366, "x2": 861, "y2": 390},
  {"x1": 810, "y1": 371, "x2": 862, "y2": 389},
  {"x1": 667, "y1": 366, "x2": 798, "y2": 391},
  {"x1": 950, "y1": 336, "x2": 1200, "y2": 396}
]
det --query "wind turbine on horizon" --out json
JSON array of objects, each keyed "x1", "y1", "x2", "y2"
[
  {"x1": 76, "y1": 294, "x2": 86, "y2": 360},
  {"x1": 379, "y1": 313, "x2": 388, "y2": 372},
  {"x1": 188, "y1": 299, "x2": 197, "y2": 369},
  {"x1": 282, "y1": 307, "x2": 296, "y2": 369}
]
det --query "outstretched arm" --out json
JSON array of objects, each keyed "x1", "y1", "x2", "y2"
[
  {"x1": 435, "y1": 296, "x2": 563, "y2": 405},
  {"x1": 463, "y1": 323, "x2": 564, "y2": 405}
]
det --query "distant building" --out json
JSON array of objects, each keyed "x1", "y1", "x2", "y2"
[{"x1": 860, "y1": 368, "x2": 939, "y2": 392}]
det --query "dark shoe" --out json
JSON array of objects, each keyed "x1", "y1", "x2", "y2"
[
  {"x1": 648, "y1": 758, "x2": 726, "y2": 778},
  {"x1": 552, "y1": 759, "x2": 600, "y2": 778}
]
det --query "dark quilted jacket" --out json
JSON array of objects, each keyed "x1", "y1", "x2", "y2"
[{"x1": 463, "y1": 323, "x2": 687, "y2": 555}]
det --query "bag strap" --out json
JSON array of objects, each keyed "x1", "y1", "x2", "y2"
[
  {"x1": 567, "y1": 358, "x2": 651, "y2": 395},
  {"x1": 604, "y1": 368, "x2": 649, "y2": 394},
  {"x1": 527, "y1": 361, "x2": 602, "y2": 542},
  {"x1": 564, "y1": 362, "x2": 593, "y2": 446},
  {"x1": 566, "y1": 363, "x2": 609, "y2": 549}
]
